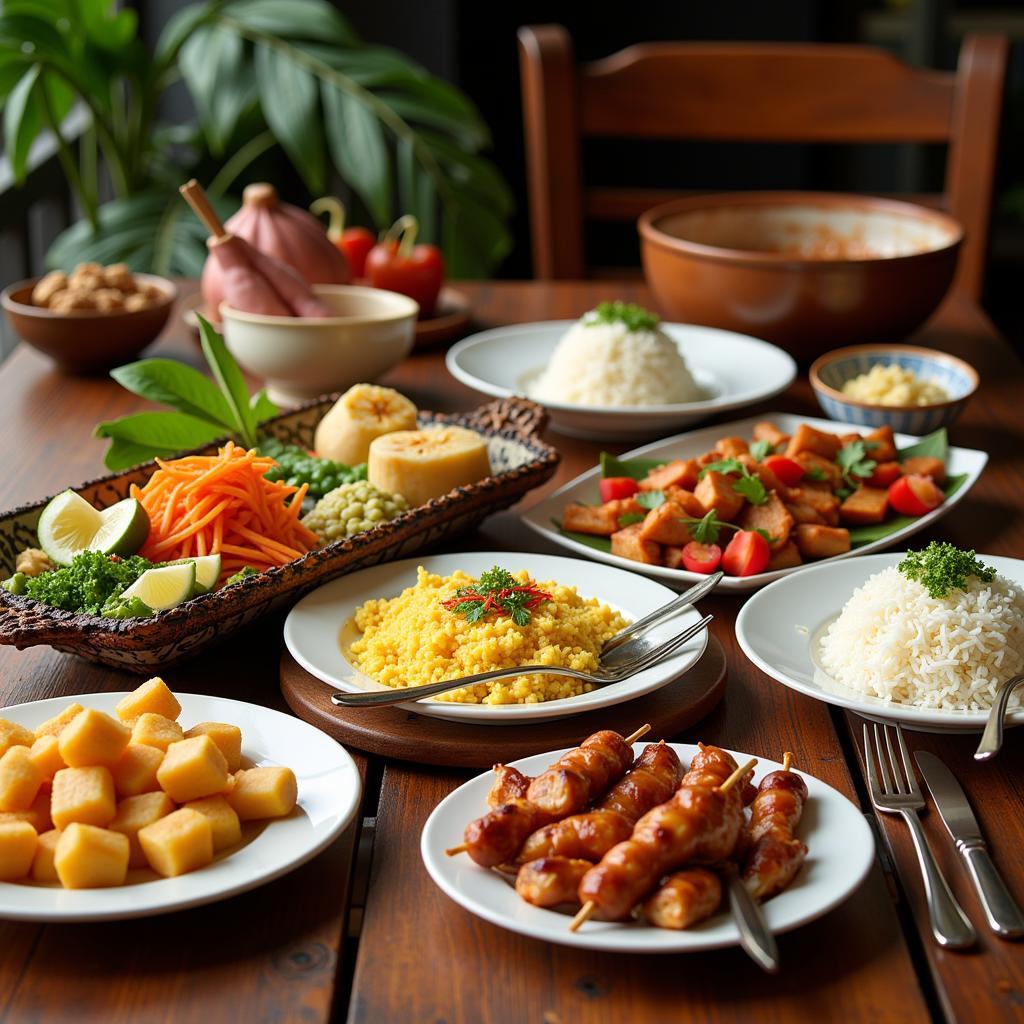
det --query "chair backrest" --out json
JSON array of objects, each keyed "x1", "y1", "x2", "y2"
[{"x1": 518, "y1": 27, "x2": 1007, "y2": 299}]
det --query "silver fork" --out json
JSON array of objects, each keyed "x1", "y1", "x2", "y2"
[
  {"x1": 862, "y1": 722, "x2": 976, "y2": 949},
  {"x1": 331, "y1": 613, "x2": 712, "y2": 707}
]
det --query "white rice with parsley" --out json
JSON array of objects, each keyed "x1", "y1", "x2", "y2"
[
  {"x1": 528, "y1": 305, "x2": 700, "y2": 407},
  {"x1": 819, "y1": 564, "x2": 1024, "y2": 710}
]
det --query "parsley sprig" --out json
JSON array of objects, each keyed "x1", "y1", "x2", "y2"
[
  {"x1": 441, "y1": 567, "x2": 553, "y2": 627},
  {"x1": 677, "y1": 510, "x2": 776, "y2": 546},
  {"x1": 836, "y1": 440, "x2": 878, "y2": 489},
  {"x1": 749, "y1": 439, "x2": 773, "y2": 462},
  {"x1": 584, "y1": 301, "x2": 660, "y2": 333},
  {"x1": 698, "y1": 459, "x2": 768, "y2": 506},
  {"x1": 898, "y1": 543, "x2": 996, "y2": 599}
]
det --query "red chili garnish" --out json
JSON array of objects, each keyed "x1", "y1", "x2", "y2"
[{"x1": 441, "y1": 568, "x2": 553, "y2": 625}]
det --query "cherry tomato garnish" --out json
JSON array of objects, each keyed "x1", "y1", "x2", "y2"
[
  {"x1": 681, "y1": 541, "x2": 722, "y2": 574},
  {"x1": 866, "y1": 461, "x2": 902, "y2": 489},
  {"x1": 339, "y1": 227, "x2": 375, "y2": 278},
  {"x1": 599, "y1": 477, "x2": 640, "y2": 503},
  {"x1": 365, "y1": 215, "x2": 444, "y2": 317},
  {"x1": 721, "y1": 530, "x2": 771, "y2": 577},
  {"x1": 762, "y1": 455, "x2": 804, "y2": 487},
  {"x1": 888, "y1": 474, "x2": 945, "y2": 517}
]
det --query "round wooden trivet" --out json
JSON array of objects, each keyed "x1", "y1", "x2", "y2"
[{"x1": 279, "y1": 634, "x2": 727, "y2": 768}]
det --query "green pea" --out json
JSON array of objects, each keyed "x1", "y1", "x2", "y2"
[{"x1": 366, "y1": 508, "x2": 384, "y2": 522}]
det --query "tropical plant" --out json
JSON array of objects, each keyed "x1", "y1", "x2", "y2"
[{"x1": 0, "y1": 0, "x2": 513, "y2": 277}]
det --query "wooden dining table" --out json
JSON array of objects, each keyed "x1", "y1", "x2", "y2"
[{"x1": 0, "y1": 279, "x2": 1020, "y2": 1023}]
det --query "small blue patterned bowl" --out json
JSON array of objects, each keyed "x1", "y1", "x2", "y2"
[{"x1": 809, "y1": 344, "x2": 978, "y2": 434}]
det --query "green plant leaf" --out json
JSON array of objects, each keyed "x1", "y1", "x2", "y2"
[
  {"x1": 847, "y1": 473, "x2": 969, "y2": 545},
  {"x1": 442, "y1": 191, "x2": 512, "y2": 278},
  {"x1": 380, "y1": 84, "x2": 489, "y2": 150},
  {"x1": 397, "y1": 135, "x2": 436, "y2": 242},
  {"x1": 198, "y1": 315, "x2": 257, "y2": 446},
  {"x1": 110, "y1": 359, "x2": 237, "y2": 430},
  {"x1": 599, "y1": 453, "x2": 665, "y2": 481},
  {"x1": 3, "y1": 64, "x2": 41, "y2": 185},
  {"x1": 155, "y1": 2, "x2": 217, "y2": 67},
  {"x1": 250, "y1": 388, "x2": 279, "y2": 423},
  {"x1": 223, "y1": 0, "x2": 358, "y2": 45},
  {"x1": 421, "y1": 130, "x2": 513, "y2": 217},
  {"x1": 77, "y1": 0, "x2": 137, "y2": 51},
  {"x1": 95, "y1": 412, "x2": 224, "y2": 468},
  {"x1": 315, "y1": 44, "x2": 426, "y2": 87},
  {"x1": 179, "y1": 24, "x2": 254, "y2": 155},
  {"x1": 897, "y1": 428, "x2": 948, "y2": 463},
  {"x1": 255, "y1": 42, "x2": 326, "y2": 194},
  {"x1": 554, "y1": 521, "x2": 613, "y2": 554},
  {"x1": 322, "y1": 80, "x2": 391, "y2": 228}
]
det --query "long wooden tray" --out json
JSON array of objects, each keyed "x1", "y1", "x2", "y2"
[{"x1": 279, "y1": 634, "x2": 727, "y2": 768}]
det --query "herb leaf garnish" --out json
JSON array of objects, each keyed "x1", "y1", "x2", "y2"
[
  {"x1": 749, "y1": 439, "x2": 773, "y2": 462},
  {"x1": 584, "y1": 301, "x2": 660, "y2": 332},
  {"x1": 442, "y1": 566, "x2": 553, "y2": 627},
  {"x1": 898, "y1": 542, "x2": 996, "y2": 599},
  {"x1": 635, "y1": 490, "x2": 666, "y2": 510},
  {"x1": 698, "y1": 459, "x2": 768, "y2": 506},
  {"x1": 837, "y1": 440, "x2": 877, "y2": 489}
]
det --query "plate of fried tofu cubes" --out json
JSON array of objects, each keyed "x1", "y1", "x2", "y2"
[{"x1": 0, "y1": 678, "x2": 362, "y2": 921}]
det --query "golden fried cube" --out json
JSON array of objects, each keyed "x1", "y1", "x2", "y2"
[
  {"x1": 131, "y1": 713, "x2": 184, "y2": 753},
  {"x1": 156, "y1": 736, "x2": 228, "y2": 803},
  {"x1": 0, "y1": 718, "x2": 35, "y2": 756},
  {"x1": 55, "y1": 823, "x2": 129, "y2": 889},
  {"x1": 0, "y1": 820, "x2": 36, "y2": 879},
  {"x1": 51, "y1": 766, "x2": 116, "y2": 830},
  {"x1": 109, "y1": 791, "x2": 176, "y2": 868},
  {"x1": 184, "y1": 722, "x2": 242, "y2": 773},
  {"x1": 184, "y1": 795, "x2": 241, "y2": 852},
  {"x1": 31, "y1": 828, "x2": 60, "y2": 883},
  {"x1": 138, "y1": 807, "x2": 213, "y2": 877},
  {"x1": 110, "y1": 743, "x2": 164, "y2": 798},
  {"x1": 226, "y1": 767, "x2": 298, "y2": 821},
  {"x1": 0, "y1": 786, "x2": 53, "y2": 833},
  {"x1": 29, "y1": 734, "x2": 66, "y2": 781},
  {"x1": 0, "y1": 745, "x2": 44, "y2": 811},
  {"x1": 58, "y1": 709, "x2": 131, "y2": 768},
  {"x1": 115, "y1": 678, "x2": 181, "y2": 724},
  {"x1": 33, "y1": 703, "x2": 84, "y2": 740}
]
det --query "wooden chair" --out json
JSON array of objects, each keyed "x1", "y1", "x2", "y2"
[{"x1": 518, "y1": 26, "x2": 1007, "y2": 299}]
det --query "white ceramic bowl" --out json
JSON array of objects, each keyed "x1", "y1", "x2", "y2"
[
  {"x1": 446, "y1": 320, "x2": 796, "y2": 441},
  {"x1": 219, "y1": 284, "x2": 418, "y2": 405}
]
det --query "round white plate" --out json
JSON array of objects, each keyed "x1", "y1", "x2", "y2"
[
  {"x1": 0, "y1": 692, "x2": 362, "y2": 922},
  {"x1": 522, "y1": 411, "x2": 987, "y2": 593},
  {"x1": 736, "y1": 552, "x2": 1024, "y2": 733},
  {"x1": 283, "y1": 551, "x2": 708, "y2": 725},
  {"x1": 421, "y1": 743, "x2": 875, "y2": 952},
  {"x1": 445, "y1": 320, "x2": 796, "y2": 441}
]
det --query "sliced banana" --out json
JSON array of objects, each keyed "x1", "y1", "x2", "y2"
[
  {"x1": 314, "y1": 384, "x2": 418, "y2": 466},
  {"x1": 367, "y1": 426, "x2": 491, "y2": 507}
]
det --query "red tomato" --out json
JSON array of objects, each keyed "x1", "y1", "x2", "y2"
[
  {"x1": 599, "y1": 477, "x2": 640, "y2": 503},
  {"x1": 763, "y1": 455, "x2": 804, "y2": 486},
  {"x1": 339, "y1": 227, "x2": 375, "y2": 278},
  {"x1": 888, "y1": 474, "x2": 945, "y2": 517},
  {"x1": 721, "y1": 530, "x2": 771, "y2": 577},
  {"x1": 682, "y1": 542, "x2": 722, "y2": 574},
  {"x1": 366, "y1": 216, "x2": 444, "y2": 317},
  {"x1": 866, "y1": 462, "x2": 902, "y2": 489}
]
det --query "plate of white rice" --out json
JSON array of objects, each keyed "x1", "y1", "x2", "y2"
[
  {"x1": 735, "y1": 551, "x2": 1024, "y2": 732},
  {"x1": 445, "y1": 311, "x2": 796, "y2": 440}
]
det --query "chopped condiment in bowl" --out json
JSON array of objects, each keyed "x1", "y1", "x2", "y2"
[{"x1": 840, "y1": 363, "x2": 950, "y2": 407}]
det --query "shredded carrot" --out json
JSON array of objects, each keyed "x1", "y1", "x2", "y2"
[{"x1": 134, "y1": 442, "x2": 318, "y2": 583}]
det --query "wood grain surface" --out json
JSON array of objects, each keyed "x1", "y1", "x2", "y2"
[
  {"x1": 280, "y1": 635, "x2": 726, "y2": 768},
  {"x1": 0, "y1": 279, "x2": 1019, "y2": 1023}
]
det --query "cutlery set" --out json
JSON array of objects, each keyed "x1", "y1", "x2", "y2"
[{"x1": 863, "y1": 721, "x2": 1023, "y2": 949}]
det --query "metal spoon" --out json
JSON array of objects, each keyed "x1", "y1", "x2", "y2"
[{"x1": 974, "y1": 674, "x2": 1024, "y2": 761}]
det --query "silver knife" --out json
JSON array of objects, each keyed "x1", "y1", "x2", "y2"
[
  {"x1": 724, "y1": 867, "x2": 779, "y2": 973},
  {"x1": 915, "y1": 751, "x2": 1024, "y2": 939}
]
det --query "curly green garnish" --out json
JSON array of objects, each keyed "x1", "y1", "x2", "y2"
[
  {"x1": 898, "y1": 542, "x2": 996, "y2": 599},
  {"x1": 584, "y1": 301, "x2": 660, "y2": 333}
]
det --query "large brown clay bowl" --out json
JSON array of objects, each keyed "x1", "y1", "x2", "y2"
[
  {"x1": 2, "y1": 274, "x2": 177, "y2": 373},
  {"x1": 638, "y1": 192, "x2": 962, "y2": 362}
]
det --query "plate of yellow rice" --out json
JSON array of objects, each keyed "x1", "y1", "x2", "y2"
[{"x1": 283, "y1": 552, "x2": 709, "y2": 723}]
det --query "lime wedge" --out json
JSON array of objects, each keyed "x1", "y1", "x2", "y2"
[
  {"x1": 91, "y1": 498, "x2": 151, "y2": 557},
  {"x1": 37, "y1": 490, "x2": 103, "y2": 566},
  {"x1": 168, "y1": 554, "x2": 222, "y2": 594},
  {"x1": 120, "y1": 563, "x2": 196, "y2": 612}
]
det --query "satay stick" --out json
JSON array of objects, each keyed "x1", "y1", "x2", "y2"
[
  {"x1": 445, "y1": 843, "x2": 469, "y2": 857},
  {"x1": 569, "y1": 900, "x2": 595, "y2": 932},
  {"x1": 716, "y1": 758, "x2": 758, "y2": 795},
  {"x1": 624, "y1": 724, "x2": 652, "y2": 745},
  {"x1": 179, "y1": 179, "x2": 227, "y2": 240},
  {"x1": 782, "y1": 752, "x2": 793, "y2": 772}
]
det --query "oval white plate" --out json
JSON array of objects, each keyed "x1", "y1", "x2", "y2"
[
  {"x1": 283, "y1": 551, "x2": 708, "y2": 725},
  {"x1": 421, "y1": 743, "x2": 874, "y2": 952},
  {"x1": 446, "y1": 320, "x2": 796, "y2": 441},
  {"x1": 0, "y1": 692, "x2": 362, "y2": 922},
  {"x1": 522, "y1": 411, "x2": 987, "y2": 593},
  {"x1": 735, "y1": 552, "x2": 1024, "y2": 733}
]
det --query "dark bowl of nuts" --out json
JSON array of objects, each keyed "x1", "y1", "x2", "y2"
[{"x1": 1, "y1": 264, "x2": 177, "y2": 373}]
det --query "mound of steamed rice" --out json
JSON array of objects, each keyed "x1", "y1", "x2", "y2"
[
  {"x1": 819, "y1": 566, "x2": 1024, "y2": 710},
  {"x1": 528, "y1": 318, "x2": 701, "y2": 407}
]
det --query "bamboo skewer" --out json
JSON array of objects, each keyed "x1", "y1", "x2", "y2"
[
  {"x1": 624, "y1": 724, "x2": 652, "y2": 745},
  {"x1": 569, "y1": 900, "x2": 595, "y2": 931},
  {"x1": 179, "y1": 179, "x2": 227, "y2": 240},
  {"x1": 782, "y1": 751, "x2": 792, "y2": 772},
  {"x1": 445, "y1": 843, "x2": 470, "y2": 857}
]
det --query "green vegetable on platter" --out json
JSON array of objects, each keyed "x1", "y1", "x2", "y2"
[{"x1": 898, "y1": 542, "x2": 996, "y2": 599}]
